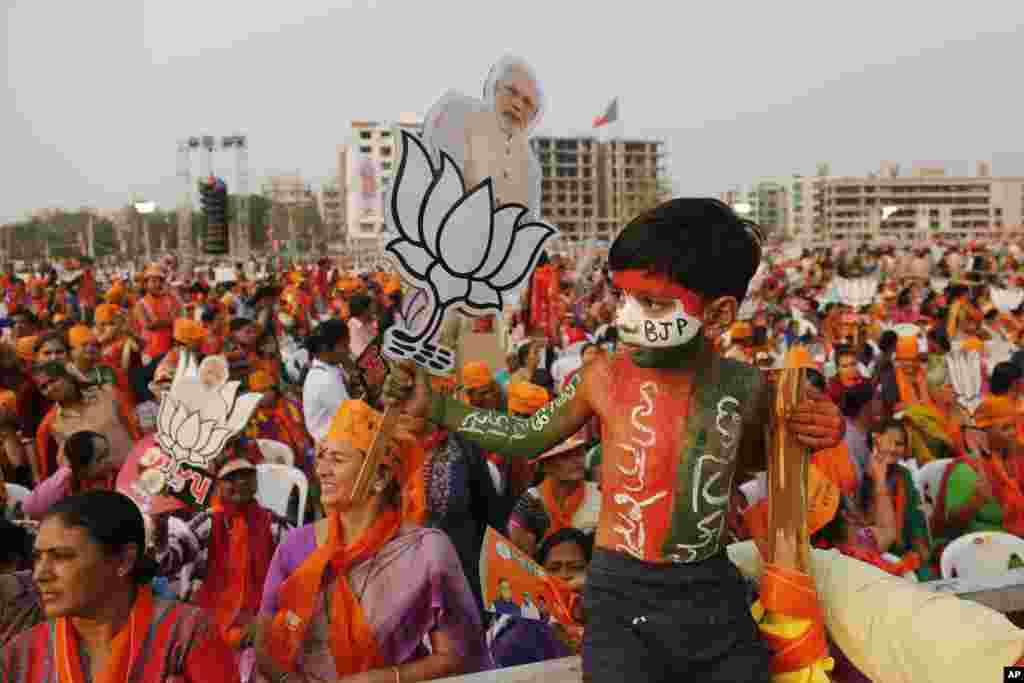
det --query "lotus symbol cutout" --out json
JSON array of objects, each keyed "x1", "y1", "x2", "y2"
[
  {"x1": 382, "y1": 130, "x2": 558, "y2": 374},
  {"x1": 151, "y1": 352, "x2": 263, "y2": 485}
]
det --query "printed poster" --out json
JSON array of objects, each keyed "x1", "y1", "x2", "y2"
[{"x1": 479, "y1": 527, "x2": 580, "y2": 632}]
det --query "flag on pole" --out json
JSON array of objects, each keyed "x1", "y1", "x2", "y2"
[{"x1": 592, "y1": 98, "x2": 619, "y2": 128}]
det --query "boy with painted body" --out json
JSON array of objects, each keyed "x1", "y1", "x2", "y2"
[{"x1": 390, "y1": 198, "x2": 843, "y2": 681}]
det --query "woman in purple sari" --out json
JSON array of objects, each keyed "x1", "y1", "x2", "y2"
[{"x1": 253, "y1": 400, "x2": 490, "y2": 682}]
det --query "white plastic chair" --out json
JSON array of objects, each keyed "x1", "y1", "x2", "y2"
[
  {"x1": 257, "y1": 439, "x2": 295, "y2": 467},
  {"x1": 5, "y1": 483, "x2": 30, "y2": 505},
  {"x1": 913, "y1": 458, "x2": 954, "y2": 520},
  {"x1": 255, "y1": 464, "x2": 308, "y2": 526},
  {"x1": 940, "y1": 531, "x2": 1024, "y2": 580}
]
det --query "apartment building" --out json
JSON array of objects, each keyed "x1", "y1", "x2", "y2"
[
  {"x1": 531, "y1": 136, "x2": 668, "y2": 244},
  {"x1": 338, "y1": 113, "x2": 422, "y2": 251},
  {"x1": 318, "y1": 181, "x2": 345, "y2": 241},
  {"x1": 788, "y1": 161, "x2": 1024, "y2": 242}
]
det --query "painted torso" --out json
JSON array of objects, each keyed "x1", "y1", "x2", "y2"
[{"x1": 588, "y1": 353, "x2": 761, "y2": 563}]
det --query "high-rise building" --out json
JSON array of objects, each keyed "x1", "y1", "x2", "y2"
[
  {"x1": 531, "y1": 136, "x2": 668, "y2": 244},
  {"x1": 338, "y1": 114, "x2": 422, "y2": 256},
  {"x1": 318, "y1": 181, "x2": 345, "y2": 244},
  {"x1": 786, "y1": 161, "x2": 1024, "y2": 242}
]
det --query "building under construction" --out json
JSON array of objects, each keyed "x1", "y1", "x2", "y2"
[{"x1": 531, "y1": 136, "x2": 670, "y2": 244}]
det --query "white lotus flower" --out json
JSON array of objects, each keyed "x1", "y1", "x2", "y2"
[
  {"x1": 833, "y1": 276, "x2": 880, "y2": 309},
  {"x1": 946, "y1": 350, "x2": 983, "y2": 416},
  {"x1": 990, "y1": 287, "x2": 1024, "y2": 314},
  {"x1": 385, "y1": 130, "x2": 557, "y2": 345}
]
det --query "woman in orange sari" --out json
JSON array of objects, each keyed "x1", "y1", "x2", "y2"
[
  {"x1": 254, "y1": 400, "x2": 490, "y2": 682},
  {"x1": 0, "y1": 490, "x2": 238, "y2": 682}
]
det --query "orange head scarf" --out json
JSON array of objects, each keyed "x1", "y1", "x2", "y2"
[
  {"x1": 15, "y1": 336, "x2": 37, "y2": 363},
  {"x1": 462, "y1": 361, "x2": 493, "y2": 390},
  {"x1": 327, "y1": 399, "x2": 426, "y2": 523},
  {"x1": 172, "y1": 318, "x2": 207, "y2": 346},
  {"x1": 248, "y1": 369, "x2": 276, "y2": 393},
  {"x1": 0, "y1": 390, "x2": 17, "y2": 414},
  {"x1": 975, "y1": 395, "x2": 1017, "y2": 428},
  {"x1": 508, "y1": 382, "x2": 549, "y2": 415},
  {"x1": 94, "y1": 303, "x2": 119, "y2": 324},
  {"x1": 67, "y1": 325, "x2": 95, "y2": 349}
]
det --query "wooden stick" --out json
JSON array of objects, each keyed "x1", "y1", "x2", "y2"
[
  {"x1": 767, "y1": 363, "x2": 809, "y2": 571},
  {"x1": 350, "y1": 404, "x2": 401, "y2": 504}
]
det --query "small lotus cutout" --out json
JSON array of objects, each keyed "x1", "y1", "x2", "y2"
[{"x1": 148, "y1": 352, "x2": 262, "y2": 492}]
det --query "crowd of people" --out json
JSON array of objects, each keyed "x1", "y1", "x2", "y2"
[{"x1": 1, "y1": 200, "x2": 1024, "y2": 681}]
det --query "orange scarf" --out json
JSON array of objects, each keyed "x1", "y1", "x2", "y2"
[
  {"x1": 196, "y1": 499, "x2": 274, "y2": 649},
  {"x1": 895, "y1": 365, "x2": 935, "y2": 410},
  {"x1": 267, "y1": 508, "x2": 401, "y2": 675},
  {"x1": 55, "y1": 586, "x2": 154, "y2": 683},
  {"x1": 540, "y1": 478, "x2": 585, "y2": 542},
  {"x1": 890, "y1": 475, "x2": 907, "y2": 548},
  {"x1": 980, "y1": 455, "x2": 1024, "y2": 536}
]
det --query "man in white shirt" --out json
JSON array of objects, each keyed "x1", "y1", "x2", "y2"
[
  {"x1": 302, "y1": 319, "x2": 352, "y2": 442},
  {"x1": 347, "y1": 294, "x2": 375, "y2": 360}
]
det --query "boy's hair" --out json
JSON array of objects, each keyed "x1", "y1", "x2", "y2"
[
  {"x1": 878, "y1": 331, "x2": 898, "y2": 354},
  {"x1": 990, "y1": 361, "x2": 1022, "y2": 396},
  {"x1": 608, "y1": 198, "x2": 762, "y2": 303},
  {"x1": 348, "y1": 294, "x2": 373, "y2": 318}
]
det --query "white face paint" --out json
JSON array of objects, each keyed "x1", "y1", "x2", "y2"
[{"x1": 615, "y1": 295, "x2": 702, "y2": 348}]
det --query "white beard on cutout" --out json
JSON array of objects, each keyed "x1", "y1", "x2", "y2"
[{"x1": 615, "y1": 295, "x2": 702, "y2": 348}]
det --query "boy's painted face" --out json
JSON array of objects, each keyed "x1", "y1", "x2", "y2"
[
  {"x1": 612, "y1": 270, "x2": 705, "y2": 349},
  {"x1": 615, "y1": 294, "x2": 702, "y2": 348}
]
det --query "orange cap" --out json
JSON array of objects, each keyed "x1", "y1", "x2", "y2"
[
  {"x1": 974, "y1": 395, "x2": 1017, "y2": 428},
  {"x1": 94, "y1": 303, "x2": 119, "y2": 324},
  {"x1": 173, "y1": 319, "x2": 208, "y2": 346},
  {"x1": 16, "y1": 336, "x2": 37, "y2": 363},
  {"x1": 67, "y1": 325, "x2": 96, "y2": 348},
  {"x1": 0, "y1": 390, "x2": 17, "y2": 413},
  {"x1": 462, "y1": 361, "x2": 493, "y2": 390},
  {"x1": 895, "y1": 336, "x2": 919, "y2": 361},
  {"x1": 508, "y1": 382, "x2": 550, "y2": 415}
]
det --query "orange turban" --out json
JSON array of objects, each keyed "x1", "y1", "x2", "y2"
[
  {"x1": 508, "y1": 382, "x2": 550, "y2": 415},
  {"x1": 462, "y1": 361, "x2": 493, "y2": 390},
  {"x1": 106, "y1": 283, "x2": 125, "y2": 303},
  {"x1": 430, "y1": 374, "x2": 458, "y2": 395},
  {"x1": 961, "y1": 337, "x2": 984, "y2": 354},
  {"x1": 895, "y1": 336, "x2": 919, "y2": 361},
  {"x1": 142, "y1": 265, "x2": 164, "y2": 280},
  {"x1": 384, "y1": 278, "x2": 401, "y2": 295},
  {"x1": 327, "y1": 399, "x2": 383, "y2": 453},
  {"x1": 248, "y1": 370, "x2": 275, "y2": 393},
  {"x1": 68, "y1": 325, "x2": 96, "y2": 348},
  {"x1": 173, "y1": 319, "x2": 208, "y2": 346},
  {"x1": 731, "y1": 322, "x2": 753, "y2": 340},
  {"x1": 16, "y1": 336, "x2": 37, "y2": 363},
  {"x1": 0, "y1": 390, "x2": 16, "y2": 413},
  {"x1": 974, "y1": 395, "x2": 1017, "y2": 428},
  {"x1": 94, "y1": 303, "x2": 119, "y2": 324}
]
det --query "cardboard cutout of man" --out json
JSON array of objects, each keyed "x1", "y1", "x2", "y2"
[{"x1": 422, "y1": 56, "x2": 545, "y2": 376}]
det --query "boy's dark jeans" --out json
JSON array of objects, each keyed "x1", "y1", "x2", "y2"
[{"x1": 582, "y1": 549, "x2": 770, "y2": 682}]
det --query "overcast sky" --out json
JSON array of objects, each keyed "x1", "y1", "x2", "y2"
[{"x1": 4, "y1": 0, "x2": 1024, "y2": 222}]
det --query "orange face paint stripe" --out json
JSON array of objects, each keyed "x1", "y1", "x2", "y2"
[{"x1": 611, "y1": 270, "x2": 705, "y2": 315}]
